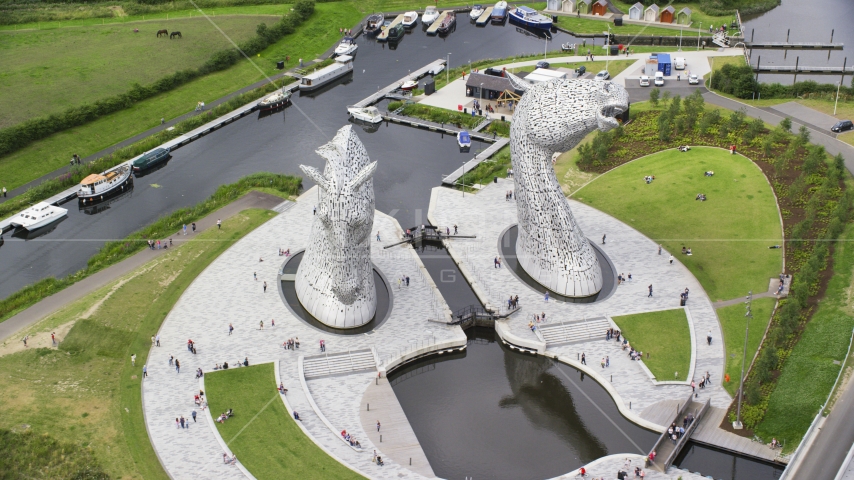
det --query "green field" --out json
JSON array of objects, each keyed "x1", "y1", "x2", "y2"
[
  {"x1": 206, "y1": 364, "x2": 364, "y2": 479},
  {"x1": 574, "y1": 147, "x2": 783, "y2": 301},
  {"x1": 756, "y1": 224, "x2": 854, "y2": 445},
  {"x1": 0, "y1": 2, "x2": 363, "y2": 191},
  {"x1": 717, "y1": 297, "x2": 776, "y2": 397},
  {"x1": 612, "y1": 309, "x2": 691, "y2": 381},
  {"x1": 0, "y1": 208, "x2": 274, "y2": 478},
  {"x1": 0, "y1": 15, "x2": 276, "y2": 128}
]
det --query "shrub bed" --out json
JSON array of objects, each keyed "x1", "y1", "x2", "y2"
[{"x1": 0, "y1": 172, "x2": 301, "y2": 323}]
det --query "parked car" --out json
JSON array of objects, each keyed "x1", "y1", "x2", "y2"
[
  {"x1": 639, "y1": 76, "x2": 650, "y2": 86},
  {"x1": 536, "y1": 61, "x2": 550, "y2": 69},
  {"x1": 688, "y1": 74, "x2": 699, "y2": 85},
  {"x1": 595, "y1": 70, "x2": 610, "y2": 81},
  {"x1": 831, "y1": 120, "x2": 854, "y2": 133},
  {"x1": 654, "y1": 71, "x2": 664, "y2": 86},
  {"x1": 575, "y1": 65, "x2": 586, "y2": 77}
]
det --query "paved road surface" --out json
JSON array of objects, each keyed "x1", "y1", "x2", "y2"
[{"x1": 793, "y1": 374, "x2": 854, "y2": 480}]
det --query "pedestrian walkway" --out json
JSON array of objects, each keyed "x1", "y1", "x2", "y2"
[{"x1": 0, "y1": 191, "x2": 286, "y2": 344}]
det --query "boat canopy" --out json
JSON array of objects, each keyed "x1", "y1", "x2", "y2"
[
  {"x1": 458, "y1": 131, "x2": 472, "y2": 143},
  {"x1": 80, "y1": 173, "x2": 107, "y2": 185}
]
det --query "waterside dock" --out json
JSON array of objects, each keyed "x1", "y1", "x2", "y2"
[
  {"x1": 475, "y1": 6, "x2": 494, "y2": 26},
  {"x1": 426, "y1": 11, "x2": 450, "y2": 35},
  {"x1": 376, "y1": 14, "x2": 404, "y2": 41},
  {"x1": 352, "y1": 59, "x2": 445, "y2": 108},
  {"x1": 382, "y1": 113, "x2": 502, "y2": 144},
  {"x1": 442, "y1": 137, "x2": 510, "y2": 185},
  {"x1": 746, "y1": 41, "x2": 844, "y2": 50}
]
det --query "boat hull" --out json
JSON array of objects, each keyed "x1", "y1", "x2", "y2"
[
  {"x1": 11, "y1": 210, "x2": 68, "y2": 231},
  {"x1": 257, "y1": 96, "x2": 291, "y2": 111},
  {"x1": 79, "y1": 173, "x2": 133, "y2": 205},
  {"x1": 132, "y1": 152, "x2": 171, "y2": 173},
  {"x1": 508, "y1": 13, "x2": 552, "y2": 30}
]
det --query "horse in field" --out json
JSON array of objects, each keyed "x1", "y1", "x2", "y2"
[
  {"x1": 156, "y1": 29, "x2": 168, "y2": 37},
  {"x1": 170, "y1": 31, "x2": 182, "y2": 39}
]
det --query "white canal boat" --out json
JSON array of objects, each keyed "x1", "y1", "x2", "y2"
[
  {"x1": 299, "y1": 55, "x2": 354, "y2": 92},
  {"x1": 9, "y1": 202, "x2": 68, "y2": 231}
]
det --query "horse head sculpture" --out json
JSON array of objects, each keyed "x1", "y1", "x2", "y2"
[
  {"x1": 506, "y1": 75, "x2": 628, "y2": 297},
  {"x1": 295, "y1": 126, "x2": 378, "y2": 328}
]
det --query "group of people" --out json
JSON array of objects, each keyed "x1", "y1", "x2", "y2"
[
  {"x1": 283, "y1": 337, "x2": 301, "y2": 350},
  {"x1": 194, "y1": 101, "x2": 206, "y2": 112},
  {"x1": 668, "y1": 422, "x2": 686, "y2": 442},
  {"x1": 692, "y1": 371, "x2": 714, "y2": 390},
  {"x1": 616, "y1": 273, "x2": 632, "y2": 285},
  {"x1": 605, "y1": 328, "x2": 621, "y2": 342},
  {"x1": 222, "y1": 453, "x2": 238, "y2": 465},
  {"x1": 187, "y1": 339, "x2": 197, "y2": 354},
  {"x1": 505, "y1": 190, "x2": 514, "y2": 201},
  {"x1": 532, "y1": 312, "x2": 547, "y2": 324},
  {"x1": 507, "y1": 295, "x2": 520, "y2": 309},
  {"x1": 194, "y1": 391, "x2": 206, "y2": 407},
  {"x1": 216, "y1": 409, "x2": 234, "y2": 423},
  {"x1": 278, "y1": 382, "x2": 288, "y2": 394},
  {"x1": 148, "y1": 239, "x2": 172, "y2": 250},
  {"x1": 695, "y1": 193, "x2": 707, "y2": 201},
  {"x1": 677, "y1": 145, "x2": 691, "y2": 152},
  {"x1": 70, "y1": 153, "x2": 83, "y2": 166},
  {"x1": 194, "y1": 367, "x2": 204, "y2": 379},
  {"x1": 644, "y1": 175, "x2": 655, "y2": 184},
  {"x1": 338, "y1": 28, "x2": 353, "y2": 35},
  {"x1": 278, "y1": 248, "x2": 291, "y2": 256},
  {"x1": 372, "y1": 450, "x2": 385, "y2": 466},
  {"x1": 339, "y1": 429, "x2": 363, "y2": 448},
  {"x1": 704, "y1": 171, "x2": 715, "y2": 177},
  {"x1": 681, "y1": 246, "x2": 693, "y2": 255},
  {"x1": 213, "y1": 362, "x2": 230, "y2": 370}
]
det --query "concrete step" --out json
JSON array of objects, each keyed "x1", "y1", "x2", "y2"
[
  {"x1": 539, "y1": 317, "x2": 611, "y2": 346},
  {"x1": 302, "y1": 349, "x2": 376, "y2": 379}
]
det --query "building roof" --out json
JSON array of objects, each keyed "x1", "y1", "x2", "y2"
[
  {"x1": 594, "y1": 0, "x2": 607, "y2": 5},
  {"x1": 662, "y1": 5, "x2": 674, "y2": 13},
  {"x1": 465, "y1": 72, "x2": 515, "y2": 92},
  {"x1": 678, "y1": 7, "x2": 691, "y2": 14},
  {"x1": 579, "y1": 0, "x2": 592, "y2": 4},
  {"x1": 523, "y1": 68, "x2": 568, "y2": 84},
  {"x1": 630, "y1": 2, "x2": 643, "y2": 11},
  {"x1": 645, "y1": 4, "x2": 659, "y2": 12}
]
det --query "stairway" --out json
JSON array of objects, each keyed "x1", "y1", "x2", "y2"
[
  {"x1": 712, "y1": 31, "x2": 730, "y2": 48},
  {"x1": 302, "y1": 349, "x2": 376, "y2": 379},
  {"x1": 538, "y1": 316, "x2": 611, "y2": 346}
]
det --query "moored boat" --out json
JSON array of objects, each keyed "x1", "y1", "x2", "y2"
[
  {"x1": 436, "y1": 11, "x2": 456, "y2": 34},
  {"x1": 457, "y1": 130, "x2": 472, "y2": 150},
  {"x1": 508, "y1": 5, "x2": 552, "y2": 30},
  {"x1": 365, "y1": 13, "x2": 384, "y2": 36},
  {"x1": 386, "y1": 23, "x2": 405, "y2": 41},
  {"x1": 334, "y1": 36, "x2": 358, "y2": 56},
  {"x1": 491, "y1": 1, "x2": 508, "y2": 23},
  {"x1": 299, "y1": 55, "x2": 355, "y2": 92},
  {"x1": 347, "y1": 106, "x2": 383, "y2": 124},
  {"x1": 78, "y1": 164, "x2": 133, "y2": 204},
  {"x1": 402, "y1": 11, "x2": 419, "y2": 27},
  {"x1": 422, "y1": 6, "x2": 439, "y2": 25},
  {"x1": 9, "y1": 202, "x2": 68, "y2": 231},
  {"x1": 132, "y1": 147, "x2": 171, "y2": 173},
  {"x1": 470, "y1": 4, "x2": 485, "y2": 20},
  {"x1": 400, "y1": 79, "x2": 418, "y2": 91},
  {"x1": 257, "y1": 89, "x2": 291, "y2": 111}
]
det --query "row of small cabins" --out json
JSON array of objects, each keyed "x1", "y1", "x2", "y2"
[{"x1": 545, "y1": 0, "x2": 692, "y2": 25}]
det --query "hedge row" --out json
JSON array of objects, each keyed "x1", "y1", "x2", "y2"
[
  {"x1": 711, "y1": 62, "x2": 854, "y2": 100},
  {"x1": 0, "y1": 0, "x2": 315, "y2": 158}
]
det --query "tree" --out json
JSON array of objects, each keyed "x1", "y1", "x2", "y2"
[
  {"x1": 779, "y1": 117, "x2": 792, "y2": 133},
  {"x1": 728, "y1": 108, "x2": 746, "y2": 131},
  {"x1": 649, "y1": 88, "x2": 660, "y2": 106},
  {"x1": 657, "y1": 111, "x2": 672, "y2": 141},
  {"x1": 661, "y1": 90, "x2": 671, "y2": 107},
  {"x1": 798, "y1": 125, "x2": 811, "y2": 144}
]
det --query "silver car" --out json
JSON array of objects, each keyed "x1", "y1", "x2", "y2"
[{"x1": 595, "y1": 70, "x2": 610, "y2": 81}]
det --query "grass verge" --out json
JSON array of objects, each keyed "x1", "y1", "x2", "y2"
[
  {"x1": 459, "y1": 145, "x2": 510, "y2": 189},
  {"x1": 205, "y1": 364, "x2": 364, "y2": 479},
  {"x1": 755, "y1": 224, "x2": 854, "y2": 445},
  {"x1": 0, "y1": 172, "x2": 301, "y2": 323},
  {"x1": 0, "y1": 208, "x2": 275, "y2": 478},
  {"x1": 573, "y1": 147, "x2": 783, "y2": 301},
  {"x1": 612, "y1": 308, "x2": 691, "y2": 381},
  {"x1": 717, "y1": 297, "x2": 776, "y2": 397}
]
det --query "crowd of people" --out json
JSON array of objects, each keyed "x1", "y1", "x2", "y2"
[
  {"x1": 339, "y1": 429, "x2": 363, "y2": 448},
  {"x1": 643, "y1": 175, "x2": 655, "y2": 184},
  {"x1": 278, "y1": 248, "x2": 291, "y2": 256},
  {"x1": 283, "y1": 337, "x2": 301, "y2": 350},
  {"x1": 216, "y1": 409, "x2": 234, "y2": 424}
]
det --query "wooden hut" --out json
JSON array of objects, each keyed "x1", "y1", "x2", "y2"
[
  {"x1": 628, "y1": 2, "x2": 643, "y2": 20},
  {"x1": 591, "y1": 0, "x2": 608, "y2": 16},
  {"x1": 660, "y1": 5, "x2": 674, "y2": 23},
  {"x1": 576, "y1": 0, "x2": 591, "y2": 15},
  {"x1": 547, "y1": 0, "x2": 561, "y2": 11},
  {"x1": 676, "y1": 7, "x2": 692, "y2": 25},
  {"x1": 562, "y1": 0, "x2": 577, "y2": 13},
  {"x1": 643, "y1": 4, "x2": 659, "y2": 22}
]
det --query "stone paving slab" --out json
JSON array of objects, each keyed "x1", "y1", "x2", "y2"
[
  {"x1": 427, "y1": 179, "x2": 732, "y2": 426},
  {"x1": 143, "y1": 187, "x2": 465, "y2": 479}
]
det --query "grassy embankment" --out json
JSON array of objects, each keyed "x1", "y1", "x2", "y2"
[
  {"x1": 0, "y1": 1, "x2": 364, "y2": 191},
  {"x1": 612, "y1": 309, "x2": 692, "y2": 381},
  {"x1": 573, "y1": 147, "x2": 782, "y2": 302},
  {"x1": 609, "y1": 0, "x2": 737, "y2": 29},
  {"x1": 717, "y1": 297, "x2": 776, "y2": 397},
  {"x1": 0, "y1": 172, "x2": 301, "y2": 323},
  {"x1": 0, "y1": 208, "x2": 275, "y2": 478},
  {"x1": 756, "y1": 224, "x2": 854, "y2": 445},
  {"x1": 206, "y1": 364, "x2": 365, "y2": 479}
]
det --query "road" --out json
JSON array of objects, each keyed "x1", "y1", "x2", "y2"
[{"x1": 792, "y1": 374, "x2": 854, "y2": 480}]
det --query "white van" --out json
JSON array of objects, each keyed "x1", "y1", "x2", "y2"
[
  {"x1": 654, "y1": 71, "x2": 665, "y2": 86},
  {"x1": 674, "y1": 57, "x2": 686, "y2": 70}
]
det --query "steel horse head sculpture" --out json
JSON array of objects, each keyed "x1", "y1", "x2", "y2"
[
  {"x1": 296, "y1": 125, "x2": 378, "y2": 328},
  {"x1": 506, "y1": 74, "x2": 629, "y2": 297}
]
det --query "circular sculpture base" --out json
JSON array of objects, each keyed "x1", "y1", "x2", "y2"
[
  {"x1": 498, "y1": 225, "x2": 617, "y2": 304},
  {"x1": 279, "y1": 251, "x2": 392, "y2": 335}
]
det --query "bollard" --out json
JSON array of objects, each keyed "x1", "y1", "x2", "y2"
[
  {"x1": 380, "y1": 435, "x2": 383, "y2": 442},
  {"x1": 610, "y1": 375, "x2": 612, "y2": 382},
  {"x1": 410, "y1": 458, "x2": 412, "y2": 465},
  {"x1": 368, "y1": 403, "x2": 370, "y2": 411},
  {"x1": 630, "y1": 401, "x2": 632, "y2": 409}
]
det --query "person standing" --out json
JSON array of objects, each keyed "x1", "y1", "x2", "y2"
[
  {"x1": 51, "y1": 332, "x2": 56, "y2": 345},
  {"x1": 192, "y1": 410, "x2": 197, "y2": 422},
  {"x1": 263, "y1": 281, "x2": 267, "y2": 293},
  {"x1": 2, "y1": 187, "x2": 6, "y2": 197},
  {"x1": 229, "y1": 323, "x2": 234, "y2": 335},
  {"x1": 176, "y1": 359, "x2": 181, "y2": 373},
  {"x1": 376, "y1": 420, "x2": 381, "y2": 432},
  {"x1": 669, "y1": 255, "x2": 674, "y2": 265},
  {"x1": 376, "y1": 231, "x2": 381, "y2": 242},
  {"x1": 706, "y1": 331, "x2": 712, "y2": 345},
  {"x1": 22, "y1": 335, "x2": 28, "y2": 347},
  {"x1": 217, "y1": 219, "x2": 222, "y2": 229},
  {"x1": 658, "y1": 244, "x2": 662, "y2": 255},
  {"x1": 544, "y1": 291, "x2": 549, "y2": 302},
  {"x1": 131, "y1": 354, "x2": 136, "y2": 366},
  {"x1": 259, "y1": 320, "x2": 264, "y2": 330},
  {"x1": 142, "y1": 365, "x2": 147, "y2": 377},
  {"x1": 602, "y1": 233, "x2": 606, "y2": 244},
  {"x1": 192, "y1": 222, "x2": 196, "y2": 233},
  {"x1": 183, "y1": 224, "x2": 187, "y2": 235},
  {"x1": 606, "y1": 356, "x2": 610, "y2": 367},
  {"x1": 581, "y1": 353, "x2": 586, "y2": 365},
  {"x1": 648, "y1": 284, "x2": 653, "y2": 297},
  {"x1": 156, "y1": 334, "x2": 160, "y2": 347}
]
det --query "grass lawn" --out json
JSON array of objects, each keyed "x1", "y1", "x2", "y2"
[
  {"x1": 573, "y1": 147, "x2": 782, "y2": 301},
  {"x1": 205, "y1": 364, "x2": 364, "y2": 479},
  {"x1": 612, "y1": 309, "x2": 691, "y2": 381},
  {"x1": 755, "y1": 224, "x2": 854, "y2": 445},
  {"x1": 0, "y1": 208, "x2": 275, "y2": 478},
  {"x1": 0, "y1": 2, "x2": 363, "y2": 191},
  {"x1": 717, "y1": 297, "x2": 776, "y2": 397},
  {"x1": 0, "y1": 15, "x2": 275, "y2": 128},
  {"x1": 553, "y1": 15, "x2": 686, "y2": 36}
]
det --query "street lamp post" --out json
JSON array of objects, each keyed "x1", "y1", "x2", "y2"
[
  {"x1": 734, "y1": 290, "x2": 753, "y2": 429},
  {"x1": 697, "y1": 22, "x2": 702, "y2": 51},
  {"x1": 447, "y1": 53, "x2": 452, "y2": 85},
  {"x1": 461, "y1": 159, "x2": 467, "y2": 197},
  {"x1": 835, "y1": 79, "x2": 842, "y2": 115}
]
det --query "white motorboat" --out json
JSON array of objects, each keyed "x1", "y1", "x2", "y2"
[
  {"x1": 470, "y1": 4, "x2": 485, "y2": 20},
  {"x1": 491, "y1": 1, "x2": 508, "y2": 23},
  {"x1": 334, "y1": 36, "x2": 358, "y2": 56},
  {"x1": 78, "y1": 164, "x2": 133, "y2": 204},
  {"x1": 299, "y1": 55, "x2": 354, "y2": 92},
  {"x1": 347, "y1": 106, "x2": 383, "y2": 124},
  {"x1": 9, "y1": 202, "x2": 68, "y2": 231},
  {"x1": 457, "y1": 130, "x2": 472, "y2": 150},
  {"x1": 422, "y1": 5, "x2": 439, "y2": 25},
  {"x1": 400, "y1": 79, "x2": 418, "y2": 91},
  {"x1": 402, "y1": 11, "x2": 419, "y2": 27}
]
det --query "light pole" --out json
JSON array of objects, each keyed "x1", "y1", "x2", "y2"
[
  {"x1": 461, "y1": 159, "x2": 467, "y2": 197},
  {"x1": 835, "y1": 80, "x2": 842, "y2": 115},
  {"x1": 447, "y1": 52, "x2": 452, "y2": 85},
  {"x1": 697, "y1": 22, "x2": 702, "y2": 51},
  {"x1": 734, "y1": 290, "x2": 753, "y2": 429},
  {"x1": 679, "y1": 27, "x2": 682, "y2": 51}
]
